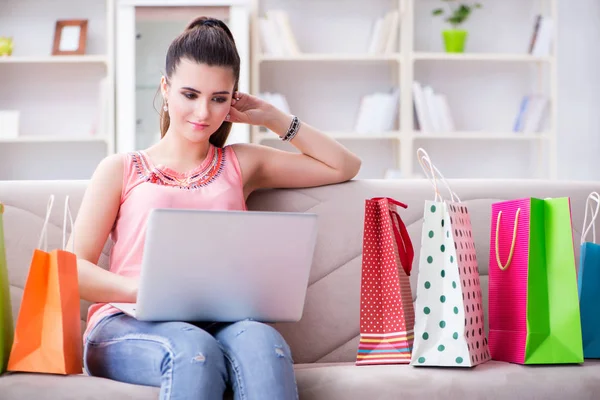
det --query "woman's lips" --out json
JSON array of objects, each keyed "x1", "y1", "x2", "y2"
[{"x1": 189, "y1": 121, "x2": 209, "y2": 130}]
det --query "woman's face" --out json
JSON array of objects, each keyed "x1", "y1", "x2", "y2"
[{"x1": 162, "y1": 58, "x2": 235, "y2": 143}]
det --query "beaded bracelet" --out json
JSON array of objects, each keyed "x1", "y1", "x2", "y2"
[{"x1": 280, "y1": 115, "x2": 301, "y2": 142}]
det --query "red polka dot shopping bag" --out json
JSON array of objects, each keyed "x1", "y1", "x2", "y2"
[
  {"x1": 356, "y1": 196, "x2": 415, "y2": 365},
  {"x1": 410, "y1": 148, "x2": 491, "y2": 368},
  {"x1": 488, "y1": 195, "x2": 583, "y2": 364}
]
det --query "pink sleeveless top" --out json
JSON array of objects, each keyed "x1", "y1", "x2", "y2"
[{"x1": 84, "y1": 144, "x2": 247, "y2": 338}]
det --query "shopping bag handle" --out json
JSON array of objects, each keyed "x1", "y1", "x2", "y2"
[
  {"x1": 495, "y1": 208, "x2": 521, "y2": 271},
  {"x1": 416, "y1": 148, "x2": 461, "y2": 203},
  {"x1": 63, "y1": 196, "x2": 75, "y2": 253},
  {"x1": 38, "y1": 195, "x2": 55, "y2": 251},
  {"x1": 371, "y1": 197, "x2": 408, "y2": 209},
  {"x1": 582, "y1": 192, "x2": 600, "y2": 245},
  {"x1": 390, "y1": 209, "x2": 414, "y2": 276},
  {"x1": 370, "y1": 197, "x2": 413, "y2": 275}
]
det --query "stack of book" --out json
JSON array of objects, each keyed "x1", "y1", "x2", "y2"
[
  {"x1": 259, "y1": 92, "x2": 290, "y2": 115},
  {"x1": 354, "y1": 88, "x2": 399, "y2": 134},
  {"x1": 258, "y1": 10, "x2": 301, "y2": 56},
  {"x1": 367, "y1": 10, "x2": 400, "y2": 54},
  {"x1": 258, "y1": 92, "x2": 291, "y2": 136},
  {"x1": 528, "y1": 15, "x2": 554, "y2": 56},
  {"x1": 412, "y1": 81, "x2": 455, "y2": 134},
  {"x1": 513, "y1": 95, "x2": 549, "y2": 134}
]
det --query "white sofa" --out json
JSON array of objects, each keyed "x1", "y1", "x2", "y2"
[{"x1": 1, "y1": 179, "x2": 600, "y2": 399}]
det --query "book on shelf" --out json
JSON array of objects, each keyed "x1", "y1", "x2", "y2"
[
  {"x1": 259, "y1": 92, "x2": 290, "y2": 114},
  {"x1": 528, "y1": 15, "x2": 554, "y2": 56},
  {"x1": 258, "y1": 92, "x2": 290, "y2": 135},
  {"x1": 367, "y1": 10, "x2": 399, "y2": 54},
  {"x1": 512, "y1": 94, "x2": 549, "y2": 134},
  {"x1": 258, "y1": 10, "x2": 301, "y2": 56},
  {"x1": 412, "y1": 81, "x2": 455, "y2": 134},
  {"x1": 354, "y1": 87, "x2": 399, "y2": 134}
]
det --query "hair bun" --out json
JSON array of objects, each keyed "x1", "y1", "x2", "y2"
[
  {"x1": 186, "y1": 17, "x2": 222, "y2": 31},
  {"x1": 185, "y1": 16, "x2": 209, "y2": 31},
  {"x1": 185, "y1": 16, "x2": 236, "y2": 44}
]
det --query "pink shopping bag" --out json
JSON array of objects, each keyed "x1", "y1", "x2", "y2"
[{"x1": 488, "y1": 197, "x2": 583, "y2": 364}]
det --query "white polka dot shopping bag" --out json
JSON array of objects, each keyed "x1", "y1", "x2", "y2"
[
  {"x1": 410, "y1": 149, "x2": 491, "y2": 368},
  {"x1": 356, "y1": 197, "x2": 415, "y2": 365}
]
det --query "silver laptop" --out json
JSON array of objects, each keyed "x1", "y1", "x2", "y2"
[{"x1": 110, "y1": 208, "x2": 318, "y2": 323}]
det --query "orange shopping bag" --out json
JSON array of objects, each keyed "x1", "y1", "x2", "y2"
[{"x1": 7, "y1": 195, "x2": 83, "y2": 374}]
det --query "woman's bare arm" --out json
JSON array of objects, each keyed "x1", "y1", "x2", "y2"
[{"x1": 67, "y1": 154, "x2": 137, "y2": 303}]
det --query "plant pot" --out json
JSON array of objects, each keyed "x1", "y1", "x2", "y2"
[{"x1": 442, "y1": 29, "x2": 468, "y2": 53}]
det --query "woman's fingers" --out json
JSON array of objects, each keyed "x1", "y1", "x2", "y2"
[{"x1": 227, "y1": 106, "x2": 246, "y2": 123}]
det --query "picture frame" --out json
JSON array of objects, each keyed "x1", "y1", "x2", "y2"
[{"x1": 52, "y1": 19, "x2": 88, "y2": 56}]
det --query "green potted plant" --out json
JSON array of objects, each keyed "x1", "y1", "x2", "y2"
[
  {"x1": 0, "y1": 37, "x2": 13, "y2": 57},
  {"x1": 432, "y1": 1, "x2": 482, "y2": 53}
]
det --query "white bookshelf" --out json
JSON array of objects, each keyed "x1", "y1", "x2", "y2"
[
  {"x1": 0, "y1": 0, "x2": 116, "y2": 180},
  {"x1": 0, "y1": 55, "x2": 110, "y2": 64},
  {"x1": 412, "y1": 52, "x2": 553, "y2": 62},
  {"x1": 250, "y1": 0, "x2": 558, "y2": 180},
  {"x1": 259, "y1": 54, "x2": 402, "y2": 62},
  {"x1": 0, "y1": 136, "x2": 109, "y2": 143}
]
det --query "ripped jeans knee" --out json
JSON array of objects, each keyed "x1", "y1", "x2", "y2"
[{"x1": 212, "y1": 320, "x2": 298, "y2": 400}]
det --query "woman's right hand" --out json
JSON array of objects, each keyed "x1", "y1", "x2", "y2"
[{"x1": 127, "y1": 277, "x2": 139, "y2": 302}]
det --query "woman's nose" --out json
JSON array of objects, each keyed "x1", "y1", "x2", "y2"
[{"x1": 194, "y1": 99, "x2": 210, "y2": 120}]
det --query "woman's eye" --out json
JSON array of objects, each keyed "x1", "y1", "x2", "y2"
[
  {"x1": 183, "y1": 93, "x2": 197, "y2": 100},
  {"x1": 212, "y1": 97, "x2": 227, "y2": 103}
]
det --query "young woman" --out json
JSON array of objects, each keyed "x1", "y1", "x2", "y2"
[{"x1": 74, "y1": 16, "x2": 361, "y2": 400}]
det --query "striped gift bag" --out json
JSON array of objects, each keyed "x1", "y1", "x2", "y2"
[{"x1": 356, "y1": 197, "x2": 415, "y2": 365}]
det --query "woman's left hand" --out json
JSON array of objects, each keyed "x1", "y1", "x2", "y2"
[{"x1": 227, "y1": 92, "x2": 285, "y2": 128}]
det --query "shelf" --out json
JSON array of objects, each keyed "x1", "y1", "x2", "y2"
[
  {"x1": 0, "y1": 55, "x2": 108, "y2": 64},
  {"x1": 136, "y1": 85, "x2": 161, "y2": 91},
  {"x1": 412, "y1": 52, "x2": 554, "y2": 63},
  {"x1": 258, "y1": 53, "x2": 401, "y2": 63},
  {"x1": 0, "y1": 136, "x2": 109, "y2": 143},
  {"x1": 254, "y1": 131, "x2": 402, "y2": 142},
  {"x1": 411, "y1": 132, "x2": 551, "y2": 140},
  {"x1": 254, "y1": 131, "x2": 549, "y2": 142}
]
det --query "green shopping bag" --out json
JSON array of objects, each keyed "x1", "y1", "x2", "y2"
[
  {"x1": 489, "y1": 197, "x2": 583, "y2": 364},
  {"x1": 0, "y1": 202, "x2": 13, "y2": 373}
]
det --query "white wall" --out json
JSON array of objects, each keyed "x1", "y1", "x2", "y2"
[{"x1": 557, "y1": 0, "x2": 600, "y2": 181}]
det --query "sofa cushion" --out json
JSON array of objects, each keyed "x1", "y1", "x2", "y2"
[
  {"x1": 3, "y1": 360, "x2": 600, "y2": 400},
  {"x1": 295, "y1": 361, "x2": 600, "y2": 400},
  {"x1": 0, "y1": 372, "x2": 159, "y2": 400}
]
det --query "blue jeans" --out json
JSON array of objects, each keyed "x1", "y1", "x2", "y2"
[{"x1": 84, "y1": 313, "x2": 298, "y2": 400}]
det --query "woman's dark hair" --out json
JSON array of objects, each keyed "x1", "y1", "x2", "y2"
[{"x1": 159, "y1": 16, "x2": 240, "y2": 147}]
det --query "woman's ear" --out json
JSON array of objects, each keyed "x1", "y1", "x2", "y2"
[{"x1": 160, "y1": 76, "x2": 169, "y2": 99}]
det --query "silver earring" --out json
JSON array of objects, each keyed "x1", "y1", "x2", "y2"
[
  {"x1": 163, "y1": 104, "x2": 168, "y2": 112},
  {"x1": 225, "y1": 114, "x2": 230, "y2": 121}
]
